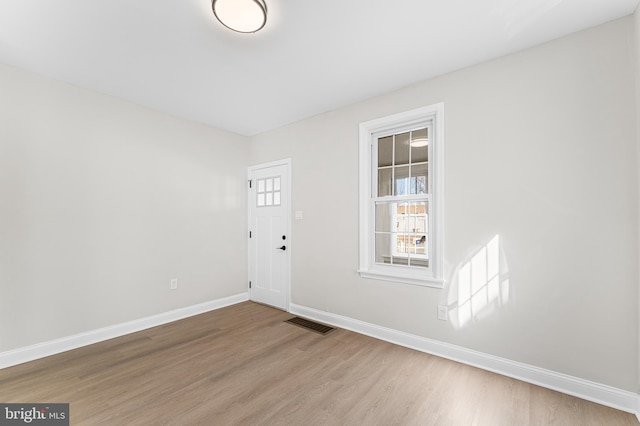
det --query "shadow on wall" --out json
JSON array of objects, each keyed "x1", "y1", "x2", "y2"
[{"x1": 446, "y1": 235, "x2": 510, "y2": 329}]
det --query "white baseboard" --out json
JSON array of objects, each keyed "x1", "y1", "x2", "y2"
[
  {"x1": 290, "y1": 303, "x2": 640, "y2": 417},
  {"x1": 0, "y1": 292, "x2": 249, "y2": 370}
]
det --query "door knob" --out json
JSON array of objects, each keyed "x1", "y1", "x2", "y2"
[{"x1": 277, "y1": 245, "x2": 286, "y2": 251}]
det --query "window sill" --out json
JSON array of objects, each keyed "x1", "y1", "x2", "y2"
[{"x1": 358, "y1": 269, "x2": 444, "y2": 288}]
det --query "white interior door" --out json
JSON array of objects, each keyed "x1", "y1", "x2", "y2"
[{"x1": 248, "y1": 159, "x2": 291, "y2": 310}]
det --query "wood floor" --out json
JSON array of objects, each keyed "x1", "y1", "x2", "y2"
[{"x1": 1, "y1": 301, "x2": 637, "y2": 425}]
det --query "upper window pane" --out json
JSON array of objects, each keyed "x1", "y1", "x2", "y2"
[
  {"x1": 411, "y1": 163, "x2": 428, "y2": 195},
  {"x1": 378, "y1": 168, "x2": 393, "y2": 197},
  {"x1": 376, "y1": 127, "x2": 430, "y2": 198},
  {"x1": 411, "y1": 128, "x2": 429, "y2": 163},
  {"x1": 395, "y1": 166, "x2": 410, "y2": 196},
  {"x1": 394, "y1": 132, "x2": 410, "y2": 165},
  {"x1": 378, "y1": 136, "x2": 393, "y2": 167}
]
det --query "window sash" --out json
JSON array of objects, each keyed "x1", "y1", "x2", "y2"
[
  {"x1": 372, "y1": 195, "x2": 430, "y2": 269},
  {"x1": 372, "y1": 125, "x2": 432, "y2": 273}
]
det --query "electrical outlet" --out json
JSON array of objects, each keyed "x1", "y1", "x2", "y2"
[
  {"x1": 437, "y1": 305, "x2": 448, "y2": 321},
  {"x1": 170, "y1": 279, "x2": 178, "y2": 290}
]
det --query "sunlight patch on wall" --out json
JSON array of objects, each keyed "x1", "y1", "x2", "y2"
[{"x1": 448, "y1": 235, "x2": 509, "y2": 328}]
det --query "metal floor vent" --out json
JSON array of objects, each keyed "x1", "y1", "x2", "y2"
[{"x1": 285, "y1": 317, "x2": 335, "y2": 335}]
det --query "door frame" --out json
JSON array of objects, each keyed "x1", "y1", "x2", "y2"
[{"x1": 247, "y1": 158, "x2": 292, "y2": 311}]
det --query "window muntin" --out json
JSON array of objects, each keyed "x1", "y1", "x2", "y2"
[{"x1": 358, "y1": 103, "x2": 444, "y2": 287}]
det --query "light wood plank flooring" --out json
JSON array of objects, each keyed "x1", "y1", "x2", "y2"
[{"x1": 0, "y1": 301, "x2": 637, "y2": 425}]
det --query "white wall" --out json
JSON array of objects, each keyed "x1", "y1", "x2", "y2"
[
  {"x1": 0, "y1": 64, "x2": 249, "y2": 352},
  {"x1": 250, "y1": 17, "x2": 639, "y2": 391}
]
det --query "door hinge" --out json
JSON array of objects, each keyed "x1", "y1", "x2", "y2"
[
  {"x1": 248, "y1": 179, "x2": 252, "y2": 188},
  {"x1": 249, "y1": 231, "x2": 252, "y2": 238},
  {"x1": 249, "y1": 281, "x2": 252, "y2": 289}
]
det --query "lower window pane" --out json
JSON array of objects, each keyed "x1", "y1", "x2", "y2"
[
  {"x1": 391, "y1": 256, "x2": 409, "y2": 266},
  {"x1": 412, "y1": 234, "x2": 427, "y2": 254},
  {"x1": 405, "y1": 234, "x2": 428, "y2": 256},
  {"x1": 378, "y1": 168, "x2": 393, "y2": 197},
  {"x1": 395, "y1": 233, "x2": 410, "y2": 253},
  {"x1": 375, "y1": 233, "x2": 392, "y2": 264},
  {"x1": 374, "y1": 199, "x2": 429, "y2": 268},
  {"x1": 408, "y1": 257, "x2": 429, "y2": 268},
  {"x1": 375, "y1": 203, "x2": 394, "y2": 232}
]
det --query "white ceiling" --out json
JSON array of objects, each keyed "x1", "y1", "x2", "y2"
[{"x1": 0, "y1": 0, "x2": 638, "y2": 136}]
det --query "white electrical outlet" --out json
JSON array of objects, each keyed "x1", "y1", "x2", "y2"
[
  {"x1": 437, "y1": 305, "x2": 448, "y2": 321},
  {"x1": 170, "y1": 279, "x2": 178, "y2": 290}
]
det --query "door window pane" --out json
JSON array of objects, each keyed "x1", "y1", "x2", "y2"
[{"x1": 256, "y1": 176, "x2": 281, "y2": 207}]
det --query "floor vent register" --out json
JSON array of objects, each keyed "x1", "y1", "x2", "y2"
[{"x1": 285, "y1": 317, "x2": 335, "y2": 335}]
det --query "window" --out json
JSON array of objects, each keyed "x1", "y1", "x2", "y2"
[
  {"x1": 256, "y1": 176, "x2": 281, "y2": 207},
  {"x1": 358, "y1": 104, "x2": 444, "y2": 287}
]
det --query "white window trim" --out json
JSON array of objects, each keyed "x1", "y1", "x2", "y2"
[{"x1": 358, "y1": 103, "x2": 444, "y2": 288}]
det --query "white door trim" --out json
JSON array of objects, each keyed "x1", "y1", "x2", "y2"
[{"x1": 247, "y1": 158, "x2": 292, "y2": 311}]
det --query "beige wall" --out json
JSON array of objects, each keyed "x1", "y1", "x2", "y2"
[
  {"x1": 250, "y1": 17, "x2": 639, "y2": 391},
  {"x1": 0, "y1": 64, "x2": 249, "y2": 352}
]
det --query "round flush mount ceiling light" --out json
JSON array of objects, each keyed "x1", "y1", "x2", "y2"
[{"x1": 212, "y1": 0, "x2": 267, "y2": 33}]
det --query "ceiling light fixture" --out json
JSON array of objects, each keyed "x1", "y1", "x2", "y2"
[{"x1": 212, "y1": 0, "x2": 267, "y2": 33}]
